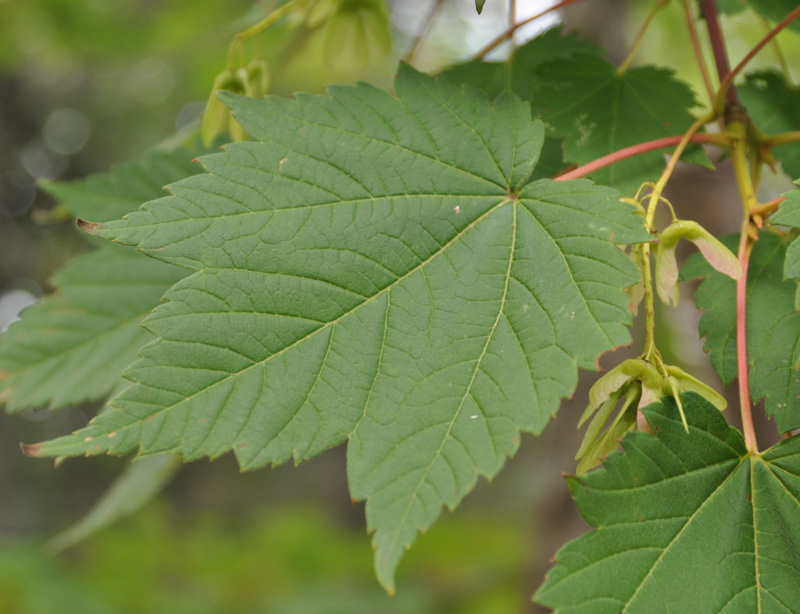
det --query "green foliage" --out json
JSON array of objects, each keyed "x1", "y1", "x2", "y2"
[
  {"x1": 683, "y1": 233, "x2": 800, "y2": 433},
  {"x1": 535, "y1": 392, "x2": 800, "y2": 612},
  {"x1": 0, "y1": 504, "x2": 525, "y2": 614},
  {"x1": 443, "y1": 30, "x2": 707, "y2": 194},
  {"x1": 0, "y1": 148, "x2": 202, "y2": 411},
  {"x1": 717, "y1": 0, "x2": 800, "y2": 30},
  {"x1": 740, "y1": 71, "x2": 800, "y2": 179},
  {"x1": 26, "y1": 65, "x2": 650, "y2": 591},
  {"x1": 5, "y1": 3, "x2": 800, "y2": 611}
]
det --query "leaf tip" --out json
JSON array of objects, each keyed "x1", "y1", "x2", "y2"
[
  {"x1": 76, "y1": 219, "x2": 100, "y2": 235},
  {"x1": 20, "y1": 442, "x2": 42, "y2": 457}
]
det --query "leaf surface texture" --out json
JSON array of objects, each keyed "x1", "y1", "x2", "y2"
[
  {"x1": 31, "y1": 66, "x2": 650, "y2": 589},
  {"x1": 536, "y1": 393, "x2": 800, "y2": 613}
]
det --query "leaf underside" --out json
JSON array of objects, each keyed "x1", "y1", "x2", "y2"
[
  {"x1": 30, "y1": 65, "x2": 650, "y2": 590},
  {"x1": 535, "y1": 392, "x2": 800, "y2": 613},
  {"x1": 683, "y1": 232, "x2": 800, "y2": 434}
]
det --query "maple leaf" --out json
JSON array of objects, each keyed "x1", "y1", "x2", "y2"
[
  {"x1": 536, "y1": 392, "x2": 800, "y2": 613},
  {"x1": 26, "y1": 65, "x2": 650, "y2": 590}
]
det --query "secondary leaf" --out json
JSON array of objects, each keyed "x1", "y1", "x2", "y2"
[
  {"x1": 682, "y1": 232, "x2": 800, "y2": 433},
  {"x1": 0, "y1": 247, "x2": 186, "y2": 412},
  {"x1": 27, "y1": 65, "x2": 650, "y2": 591},
  {"x1": 41, "y1": 147, "x2": 202, "y2": 223},
  {"x1": 717, "y1": 0, "x2": 800, "y2": 31},
  {"x1": 46, "y1": 454, "x2": 181, "y2": 554},
  {"x1": 442, "y1": 32, "x2": 706, "y2": 194},
  {"x1": 535, "y1": 392, "x2": 800, "y2": 612},
  {"x1": 740, "y1": 71, "x2": 800, "y2": 179},
  {"x1": 772, "y1": 184, "x2": 800, "y2": 293},
  {"x1": 533, "y1": 54, "x2": 705, "y2": 195},
  {"x1": 0, "y1": 149, "x2": 200, "y2": 412},
  {"x1": 439, "y1": 27, "x2": 600, "y2": 103}
]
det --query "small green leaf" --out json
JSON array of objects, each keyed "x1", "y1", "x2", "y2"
[
  {"x1": 772, "y1": 187, "x2": 800, "y2": 292},
  {"x1": 29, "y1": 65, "x2": 649, "y2": 592},
  {"x1": 717, "y1": 0, "x2": 800, "y2": 31},
  {"x1": 475, "y1": 0, "x2": 487, "y2": 14},
  {"x1": 536, "y1": 392, "x2": 800, "y2": 612},
  {"x1": 740, "y1": 71, "x2": 800, "y2": 179},
  {"x1": 40, "y1": 148, "x2": 202, "y2": 224}
]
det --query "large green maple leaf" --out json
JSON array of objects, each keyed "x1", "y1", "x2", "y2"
[
  {"x1": 535, "y1": 392, "x2": 800, "y2": 613},
  {"x1": 0, "y1": 149, "x2": 198, "y2": 411},
  {"x1": 27, "y1": 65, "x2": 650, "y2": 589},
  {"x1": 682, "y1": 232, "x2": 800, "y2": 434}
]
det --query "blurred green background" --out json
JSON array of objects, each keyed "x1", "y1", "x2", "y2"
[{"x1": 2, "y1": 1, "x2": 798, "y2": 612}]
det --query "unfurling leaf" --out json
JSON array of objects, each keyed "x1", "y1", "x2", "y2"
[
  {"x1": 575, "y1": 382, "x2": 639, "y2": 475},
  {"x1": 28, "y1": 65, "x2": 650, "y2": 592},
  {"x1": 201, "y1": 67, "x2": 247, "y2": 146}
]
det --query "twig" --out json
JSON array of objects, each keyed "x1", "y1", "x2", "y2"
[
  {"x1": 715, "y1": 5, "x2": 800, "y2": 111},
  {"x1": 618, "y1": 0, "x2": 670, "y2": 74},
  {"x1": 553, "y1": 133, "x2": 731, "y2": 181},
  {"x1": 472, "y1": 0, "x2": 586, "y2": 60},
  {"x1": 701, "y1": 0, "x2": 737, "y2": 105},
  {"x1": 681, "y1": 0, "x2": 715, "y2": 106},
  {"x1": 405, "y1": 0, "x2": 447, "y2": 66},
  {"x1": 762, "y1": 16, "x2": 791, "y2": 82}
]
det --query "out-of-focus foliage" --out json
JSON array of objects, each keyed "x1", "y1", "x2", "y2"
[{"x1": 0, "y1": 503, "x2": 528, "y2": 614}]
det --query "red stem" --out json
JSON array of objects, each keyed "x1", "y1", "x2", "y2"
[
  {"x1": 736, "y1": 235, "x2": 758, "y2": 452},
  {"x1": 553, "y1": 133, "x2": 729, "y2": 181}
]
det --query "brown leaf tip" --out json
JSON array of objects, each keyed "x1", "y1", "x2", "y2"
[
  {"x1": 77, "y1": 219, "x2": 100, "y2": 234},
  {"x1": 20, "y1": 442, "x2": 42, "y2": 457}
]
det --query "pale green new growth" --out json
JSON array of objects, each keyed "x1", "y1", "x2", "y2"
[{"x1": 29, "y1": 65, "x2": 649, "y2": 590}]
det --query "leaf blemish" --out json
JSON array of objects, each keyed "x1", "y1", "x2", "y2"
[{"x1": 279, "y1": 157, "x2": 288, "y2": 172}]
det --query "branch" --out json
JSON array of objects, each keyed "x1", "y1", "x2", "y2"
[
  {"x1": 681, "y1": 0, "x2": 715, "y2": 106},
  {"x1": 404, "y1": 0, "x2": 447, "y2": 66},
  {"x1": 553, "y1": 133, "x2": 731, "y2": 181},
  {"x1": 700, "y1": 0, "x2": 736, "y2": 104},
  {"x1": 471, "y1": 0, "x2": 586, "y2": 60}
]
